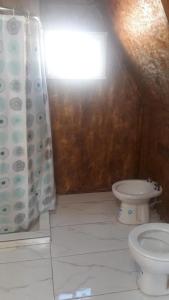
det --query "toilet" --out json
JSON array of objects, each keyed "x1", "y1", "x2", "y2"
[
  {"x1": 129, "y1": 223, "x2": 169, "y2": 296},
  {"x1": 112, "y1": 179, "x2": 162, "y2": 225}
]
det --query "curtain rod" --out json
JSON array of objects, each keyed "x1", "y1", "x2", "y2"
[{"x1": 0, "y1": 6, "x2": 39, "y2": 21}]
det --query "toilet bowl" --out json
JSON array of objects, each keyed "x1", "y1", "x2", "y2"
[
  {"x1": 129, "y1": 223, "x2": 169, "y2": 296},
  {"x1": 112, "y1": 180, "x2": 162, "y2": 224}
]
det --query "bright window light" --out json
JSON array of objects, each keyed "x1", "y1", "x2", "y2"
[{"x1": 44, "y1": 30, "x2": 107, "y2": 80}]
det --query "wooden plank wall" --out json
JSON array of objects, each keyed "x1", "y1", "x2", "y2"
[
  {"x1": 111, "y1": 0, "x2": 169, "y2": 220},
  {"x1": 41, "y1": 0, "x2": 142, "y2": 194}
]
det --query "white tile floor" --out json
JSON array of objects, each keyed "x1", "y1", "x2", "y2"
[{"x1": 0, "y1": 192, "x2": 167, "y2": 300}]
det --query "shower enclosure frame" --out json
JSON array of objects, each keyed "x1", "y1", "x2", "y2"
[{"x1": 0, "y1": 6, "x2": 39, "y2": 20}]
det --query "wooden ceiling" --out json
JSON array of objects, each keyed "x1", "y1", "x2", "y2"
[{"x1": 161, "y1": 0, "x2": 169, "y2": 21}]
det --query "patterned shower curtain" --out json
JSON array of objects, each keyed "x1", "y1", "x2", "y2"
[{"x1": 0, "y1": 14, "x2": 56, "y2": 233}]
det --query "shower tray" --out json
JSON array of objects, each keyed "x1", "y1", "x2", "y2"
[{"x1": 0, "y1": 212, "x2": 50, "y2": 249}]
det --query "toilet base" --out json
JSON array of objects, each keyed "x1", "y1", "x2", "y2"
[
  {"x1": 118, "y1": 202, "x2": 149, "y2": 225},
  {"x1": 137, "y1": 270, "x2": 169, "y2": 296}
]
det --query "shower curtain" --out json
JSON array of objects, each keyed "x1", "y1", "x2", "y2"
[{"x1": 0, "y1": 14, "x2": 56, "y2": 233}]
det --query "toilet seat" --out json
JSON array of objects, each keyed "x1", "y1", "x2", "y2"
[{"x1": 129, "y1": 223, "x2": 169, "y2": 262}]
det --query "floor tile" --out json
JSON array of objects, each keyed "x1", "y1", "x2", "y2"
[
  {"x1": 52, "y1": 249, "x2": 137, "y2": 300},
  {"x1": 51, "y1": 222, "x2": 134, "y2": 257},
  {"x1": 0, "y1": 243, "x2": 50, "y2": 263},
  {"x1": 50, "y1": 194, "x2": 117, "y2": 227},
  {"x1": 57, "y1": 192, "x2": 114, "y2": 203},
  {"x1": 68, "y1": 290, "x2": 169, "y2": 300},
  {"x1": 51, "y1": 193, "x2": 159, "y2": 228},
  {"x1": 0, "y1": 192, "x2": 162, "y2": 300},
  {"x1": 0, "y1": 258, "x2": 54, "y2": 300}
]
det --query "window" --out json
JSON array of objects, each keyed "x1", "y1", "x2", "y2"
[{"x1": 44, "y1": 30, "x2": 107, "y2": 80}]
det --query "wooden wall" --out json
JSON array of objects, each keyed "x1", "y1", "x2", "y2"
[
  {"x1": 111, "y1": 0, "x2": 169, "y2": 220},
  {"x1": 161, "y1": 0, "x2": 169, "y2": 21},
  {"x1": 41, "y1": 0, "x2": 142, "y2": 194}
]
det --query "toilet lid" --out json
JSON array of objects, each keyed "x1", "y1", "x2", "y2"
[{"x1": 129, "y1": 223, "x2": 169, "y2": 262}]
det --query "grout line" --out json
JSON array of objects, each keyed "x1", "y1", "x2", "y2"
[
  {"x1": 50, "y1": 221, "x2": 116, "y2": 228},
  {"x1": 53, "y1": 199, "x2": 116, "y2": 204},
  {"x1": 50, "y1": 212, "x2": 159, "y2": 229},
  {"x1": 0, "y1": 256, "x2": 51, "y2": 265},
  {"x1": 49, "y1": 211, "x2": 56, "y2": 300},
  {"x1": 54, "y1": 288, "x2": 139, "y2": 300},
  {"x1": 55, "y1": 289, "x2": 139, "y2": 300},
  {"x1": 51, "y1": 200, "x2": 116, "y2": 208},
  {"x1": 51, "y1": 247, "x2": 129, "y2": 260}
]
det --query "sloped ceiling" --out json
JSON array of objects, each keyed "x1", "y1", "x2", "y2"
[{"x1": 161, "y1": 0, "x2": 169, "y2": 21}]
